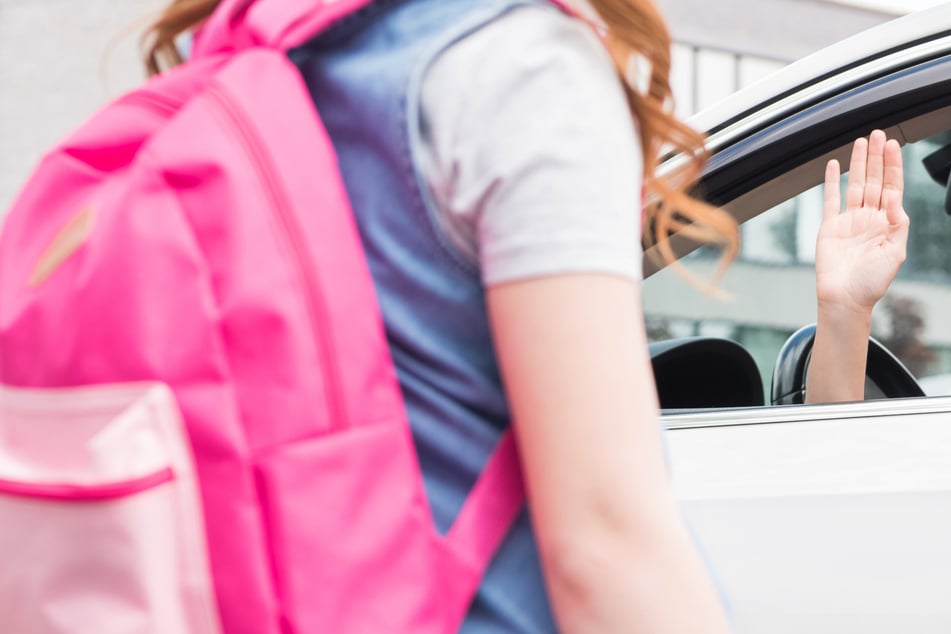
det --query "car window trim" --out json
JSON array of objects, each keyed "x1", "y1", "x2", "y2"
[
  {"x1": 700, "y1": 54, "x2": 951, "y2": 206},
  {"x1": 699, "y1": 34, "x2": 951, "y2": 146},
  {"x1": 663, "y1": 395, "x2": 951, "y2": 430},
  {"x1": 644, "y1": 53, "x2": 951, "y2": 276}
]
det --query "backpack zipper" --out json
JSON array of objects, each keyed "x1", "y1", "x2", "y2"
[{"x1": 204, "y1": 84, "x2": 347, "y2": 432}]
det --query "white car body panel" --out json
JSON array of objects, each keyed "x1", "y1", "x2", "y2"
[{"x1": 667, "y1": 399, "x2": 951, "y2": 632}]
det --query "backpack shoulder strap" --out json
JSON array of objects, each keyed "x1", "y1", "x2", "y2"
[
  {"x1": 446, "y1": 430, "x2": 524, "y2": 570},
  {"x1": 192, "y1": 0, "x2": 375, "y2": 57},
  {"x1": 193, "y1": 0, "x2": 577, "y2": 59}
]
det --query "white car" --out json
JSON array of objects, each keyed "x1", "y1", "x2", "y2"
[{"x1": 649, "y1": 3, "x2": 951, "y2": 631}]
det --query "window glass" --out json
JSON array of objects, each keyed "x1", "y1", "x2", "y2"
[
  {"x1": 643, "y1": 131, "x2": 951, "y2": 401},
  {"x1": 886, "y1": 131, "x2": 951, "y2": 394}
]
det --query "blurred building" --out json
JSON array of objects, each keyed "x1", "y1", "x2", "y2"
[
  {"x1": 657, "y1": 0, "x2": 898, "y2": 117},
  {"x1": 0, "y1": 0, "x2": 164, "y2": 213}
]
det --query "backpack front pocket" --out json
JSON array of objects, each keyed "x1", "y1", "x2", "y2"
[{"x1": 0, "y1": 382, "x2": 221, "y2": 634}]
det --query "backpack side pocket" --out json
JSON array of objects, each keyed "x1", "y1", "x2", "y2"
[{"x1": 0, "y1": 382, "x2": 221, "y2": 634}]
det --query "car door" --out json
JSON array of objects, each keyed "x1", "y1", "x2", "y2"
[
  {"x1": 647, "y1": 18, "x2": 951, "y2": 633},
  {"x1": 668, "y1": 401, "x2": 951, "y2": 633}
]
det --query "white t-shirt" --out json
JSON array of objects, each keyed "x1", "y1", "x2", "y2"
[{"x1": 418, "y1": 4, "x2": 643, "y2": 286}]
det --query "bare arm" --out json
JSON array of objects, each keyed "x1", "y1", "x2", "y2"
[
  {"x1": 807, "y1": 130, "x2": 909, "y2": 403},
  {"x1": 488, "y1": 274, "x2": 732, "y2": 633}
]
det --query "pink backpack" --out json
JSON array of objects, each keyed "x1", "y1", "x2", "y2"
[{"x1": 0, "y1": 1, "x2": 528, "y2": 631}]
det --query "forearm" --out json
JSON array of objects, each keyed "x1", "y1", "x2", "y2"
[
  {"x1": 488, "y1": 275, "x2": 732, "y2": 632},
  {"x1": 805, "y1": 302, "x2": 872, "y2": 403},
  {"x1": 542, "y1": 506, "x2": 732, "y2": 634}
]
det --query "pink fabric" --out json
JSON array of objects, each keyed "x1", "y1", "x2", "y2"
[
  {"x1": 0, "y1": 384, "x2": 220, "y2": 634},
  {"x1": 0, "y1": 469, "x2": 175, "y2": 501},
  {"x1": 0, "y1": 1, "x2": 547, "y2": 632}
]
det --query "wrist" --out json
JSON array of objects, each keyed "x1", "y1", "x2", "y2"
[
  {"x1": 816, "y1": 299, "x2": 872, "y2": 340},
  {"x1": 809, "y1": 301, "x2": 873, "y2": 404},
  {"x1": 816, "y1": 297, "x2": 874, "y2": 324}
]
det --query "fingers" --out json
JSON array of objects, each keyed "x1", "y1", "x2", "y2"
[
  {"x1": 824, "y1": 159, "x2": 841, "y2": 220},
  {"x1": 843, "y1": 130, "x2": 895, "y2": 211},
  {"x1": 863, "y1": 129, "x2": 887, "y2": 209},
  {"x1": 882, "y1": 138, "x2": 907, "y2": 227},
  {"x1": 846, "y1": 136, "x2": 867, "y2": 210}
]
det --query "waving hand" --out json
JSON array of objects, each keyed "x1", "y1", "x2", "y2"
[
  {"x1": 815, "y1": 129, "x2": 909, "y2": 313},
  {"x1": 807, "y1": 130, "x2": 909, "y2": 403}
]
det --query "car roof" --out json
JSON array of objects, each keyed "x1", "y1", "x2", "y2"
[{"x1": 689, "y1": 3, "x2": 951, "y2": 145}]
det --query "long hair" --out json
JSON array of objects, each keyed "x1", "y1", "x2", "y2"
[
  {"x1": 142, "y1": 0, "x2": 221, "y2": 76},
  {"x1": 142, "y1": 0, "x2": 738, "y2": 281},
  {"x1": 585, "y1": 0, "x2": 738, "y2": 284}
]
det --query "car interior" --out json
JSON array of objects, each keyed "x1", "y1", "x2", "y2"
[{"x1": 649, "y1": 337, "x2": 764, "y2": 409}]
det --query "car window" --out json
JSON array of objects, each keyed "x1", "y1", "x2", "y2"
[{"x1": 643, "y1": 129, "x2": 951, "y2": 402}]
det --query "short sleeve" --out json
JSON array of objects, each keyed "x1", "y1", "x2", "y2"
[{"x1": 418, "y1": 4, "x2": 643, "y2": 285}]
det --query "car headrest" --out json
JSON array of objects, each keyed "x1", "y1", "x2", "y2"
[{"x1": 649, "y1": 337, "x2": 764, "y2": 409}]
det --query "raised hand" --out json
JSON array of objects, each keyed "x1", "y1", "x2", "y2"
[{"x1": 815, "y1": 129, "x2": 909, "y2": 314}]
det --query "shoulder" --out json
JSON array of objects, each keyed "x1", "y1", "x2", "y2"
[
  {"x1": 429, "y1": 2, "x2": 619, "y2": 101},
  {"x1": 418, "y1": 3, "x2": 644, "y2": 285},
  {"x1": 423, "y1": 2, "x2": 634, "y2": 157}
]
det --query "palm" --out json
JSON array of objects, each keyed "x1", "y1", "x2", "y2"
[
  {"x1": 815, "y1": 132, "x2": 909, "y2": 312},
  {"x1": 816, "y1": 205, "x2": 905, "y2": 309}
]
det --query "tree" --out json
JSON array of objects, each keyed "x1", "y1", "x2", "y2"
[{"x1": 876, "y1": 294, "x2": 936, "y2": 378}]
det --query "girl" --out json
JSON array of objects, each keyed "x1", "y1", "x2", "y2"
[{"x1": 143, "y1": 0, "x2": 907, "y2": 630}]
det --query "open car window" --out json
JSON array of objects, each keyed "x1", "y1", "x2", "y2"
[{"x1": 644, "y1": 127, "x2": 951, "y2": 407}]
